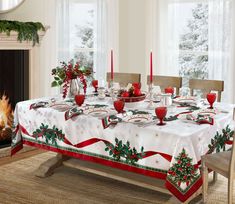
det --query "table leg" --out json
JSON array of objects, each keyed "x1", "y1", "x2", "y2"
[{"x1": 35, "y1": 153, "x2": 70, "y2": 178}]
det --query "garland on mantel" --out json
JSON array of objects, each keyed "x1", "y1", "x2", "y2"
[{"x1": 0, "y1": 20, "x2": 45, "y2": 46}]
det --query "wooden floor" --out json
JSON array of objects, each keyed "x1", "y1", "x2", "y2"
[{"x1": 0, "y1": 151, "x2": 233, "y2": 204}]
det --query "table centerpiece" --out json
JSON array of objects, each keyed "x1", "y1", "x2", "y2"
[
  {"x1": 51, "y1": 60, "x2": 93, "y2": 99},
  {"x1": 117, "y1": 83, "x2": 146, "y2": 108}
]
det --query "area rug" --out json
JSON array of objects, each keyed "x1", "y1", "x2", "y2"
[{"x1": 0, "y1": 152, "x2": 232, "y2": 204}]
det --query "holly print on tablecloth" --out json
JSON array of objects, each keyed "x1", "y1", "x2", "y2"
[
  {"x1": 168, "y1": 148, "x2": 199, "y2": 187},
  {"x1": 105, "y1": 138, "x2": 145, "y2": 164},
  {"x1": 33, "y1": 123, "x2": 65, "y2": 147},
  {"x1": 208, "y1": 125, "x2": 234, "y2": 154}
]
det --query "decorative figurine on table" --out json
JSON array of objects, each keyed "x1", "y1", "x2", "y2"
[{"x1": 51, "y1": 59, "x2": 93, "y2": 99}]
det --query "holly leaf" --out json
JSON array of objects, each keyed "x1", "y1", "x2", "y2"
[
  {"x1": 51, "y1": 81, "x2": 58, "y2": 87},
  {"x1": 54, "y1": 76, "x2": 60, "y2": 81}
]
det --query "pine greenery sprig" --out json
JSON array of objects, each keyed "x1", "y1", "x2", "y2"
[
  {"x1": 33, "y1": 123, "x2": 65, "y2": 147},
  {"x1": 0, "y1": 20, "x2": 45, "y2": 46},
  {"x1": 105, "y1": 138, "x2": 145, "y2": 164}
]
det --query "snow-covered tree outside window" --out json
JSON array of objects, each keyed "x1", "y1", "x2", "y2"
[
  {"x1": 168, "y1": 1, "x2": 209, "y2": 84},
  {"x1": 179, "y1": 3, "x2": 208, "y2": 80},
  {"x1": 69, "y1": 0, "x2": 95, "y2": 68}
]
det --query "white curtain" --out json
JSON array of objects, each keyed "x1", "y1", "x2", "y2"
[
  {"x1": 154, "y1": 0, "x2": 180, "y2": 76},
  {"x1": 93, "y1": 0, "x2": 108, "y2": 81},
  {"x1": 208, "y1": 0, "x2": 235, "y2": 103},
  {"x1": 57, "y1": 0, "x2": 71, "y2": 62},
  {"x1": 94, "y1": 0, "x2": 119, "y2": 81}
]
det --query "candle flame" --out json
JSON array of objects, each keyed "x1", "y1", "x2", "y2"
[{"x1": 0, "y1": 94, "x2": 13, "y2": 129}]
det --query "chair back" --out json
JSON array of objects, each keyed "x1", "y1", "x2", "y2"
[
  {"x1": 189, "y1": 79, "x2": 224, "y2": 102},
  {"x1": 147, "y1": 75, "x2": 182, "y2": 95},
  {"x1": 229, "y1": 108, "x2": 235, "y2": 179},
  {"x1": 107, "y1": 72, "x2": 141, "y2": 87}
]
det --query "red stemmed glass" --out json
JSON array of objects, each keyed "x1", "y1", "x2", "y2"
[
  {"x1": 92, "y1": 80, "x2": 98, "y2": 92},
  {"x1": 113, "y1": 100, "x2": 125, "y2": 113},
  {"x1": 206, "y1": 93, "x2": 216, "y2": 109},
  {"x1": 75, "y1": 94, "x2": 85, "y2": 107},
  {"x1": 155, "y1": 107, "x2": 167, "y2": 126}
]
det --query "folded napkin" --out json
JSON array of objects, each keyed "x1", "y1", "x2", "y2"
[
  {"x1": 186, "y1": 114, "x2": 214, "y2": 125},
  {"x1": 30, "y1": 101, "x2": 49, "y2": 110},
  {"x1": 64, "y1": 107, "x2": 83, "y2": 121},
  {"x1": 102, "y1": 111, "x2": 133, "y2": 129}
]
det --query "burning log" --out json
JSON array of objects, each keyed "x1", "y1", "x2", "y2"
[
  {"x1": 0, "y1": 127, "x2": 12, "y2": 141},
  {"x1": 0, "y1": 94, "x2": 13, "y2": 142}
]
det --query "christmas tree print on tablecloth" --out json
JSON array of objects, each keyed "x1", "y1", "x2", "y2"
[{"x1": 168, "y1": 148, "x2": 199, "y2": 187}]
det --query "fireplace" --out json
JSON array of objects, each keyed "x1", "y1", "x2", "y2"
[
  {"x1": 0, "y1": 50, "x2": 29, "y2": 148},
  {"x1": 0, "y1": 27, "x2": 46, "y2": 156}
]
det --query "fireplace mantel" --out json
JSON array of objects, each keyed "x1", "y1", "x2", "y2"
[
  {"x1": 0, "y1": 26, "x2": 48, "y2": 49},
  {"x1": 0, "y1": 26, "x2": 49, "y2": 99}
]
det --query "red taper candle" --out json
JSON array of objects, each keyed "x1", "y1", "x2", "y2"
[{"x1": 150, "y1": 51, "x2": 153, "y2": 83}]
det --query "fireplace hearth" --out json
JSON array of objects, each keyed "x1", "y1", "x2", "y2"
[{"x1": 0, "y1": 50, "x2": 29, "y2": 148}]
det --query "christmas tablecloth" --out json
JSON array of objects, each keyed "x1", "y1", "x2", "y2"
[{"x1": 11, "y1": 96, "x2": 234, "y2": 202}]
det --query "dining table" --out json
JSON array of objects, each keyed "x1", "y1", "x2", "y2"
[{"x1": 11, "y1": 94, "x2": 235, "y2": 203}]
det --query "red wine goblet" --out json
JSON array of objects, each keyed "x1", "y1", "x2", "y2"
[
  {"x1": 206, "y1": 93, "x2": 216, "y2": 109},
  {"x1": 92, "y1": 80, "x2": 98, "y2": 92},
  {"x1": 113, "y1": 100, "x2": 125, "y2": 113},
  {"x1": 155, "y1": 107, "x2": 167, "y2": 126},
  {"x1": 75, "y1": 94, "x2": 85, "y2": 107}
]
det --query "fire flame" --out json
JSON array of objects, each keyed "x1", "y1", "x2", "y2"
[{"x1": 0, "y1": 94, "x2": 13, "y2": 129}]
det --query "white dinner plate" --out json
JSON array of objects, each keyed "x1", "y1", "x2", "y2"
[
  {"x1": 83, "y1": 106, "x2": 110, "y2": 117},
  {"x1": 173, "y1": 96, "x2": 196, "y2": 104},
  {"x1": 122, "y1": 113, "x2": 153, "y2": 125},
  {"x1": 195, "y1": 109, "x2": 217, "y2": 117}
]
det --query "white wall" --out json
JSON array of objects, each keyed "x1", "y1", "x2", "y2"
[
  {"x1": 119, "y1": 0, "x2": 149, "y2": 89},
  {"x1": 0, "y1": 0, "x2": 58, "y2": 98}
]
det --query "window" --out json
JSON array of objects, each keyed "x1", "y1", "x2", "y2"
[
  {"x1": 69, "y1": 0, "x2": 95, "y2": 68},
  {"x1": 58, "y1": 0, "x2": 118, "y2": 80},
  {"x1": 57, "y1": 0, "x2": 96, "y2": 68},
  {"x1": 168, "y1": 1, "x2": 209, "y2": 81}
]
